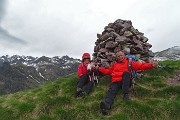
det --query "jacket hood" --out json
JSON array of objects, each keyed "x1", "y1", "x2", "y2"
[{"x1": 82, "y1": 53, "x2": 91, "y2": 61}]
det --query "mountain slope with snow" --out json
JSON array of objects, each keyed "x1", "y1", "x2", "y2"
[
  {"x1": 0, "y1": 55, "x2": 81, "y2": 95},
  {"x1": 154, "y1": 46, "x2": 180, "y2": 60}
]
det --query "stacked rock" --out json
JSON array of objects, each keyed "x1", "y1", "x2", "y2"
[{"x1": 93, "y1": 19, "x2": 154, "y2": 68}]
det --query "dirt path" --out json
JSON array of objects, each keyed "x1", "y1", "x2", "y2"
[{"x1": 166, "y1": 70, "x2": 180, "y2": 86}]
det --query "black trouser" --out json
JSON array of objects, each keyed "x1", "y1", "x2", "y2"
[
  {"x1": 77, "y1": 74, "x2": 94, "y2": 94},
  {"x1": 103, "y1": 72, "x2": 132, "y2": 107}
]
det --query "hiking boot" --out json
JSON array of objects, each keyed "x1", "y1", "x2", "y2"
[
  {"x1": 78, "y1": 91, "x2": 86, "y2": 97},
  {"x1": 75, "y1": 90, "x2": 86, "y2": 97},
  {"x1": 75, "y1": 88, "x2": 83, "y2": 97},
  {"x1": 75, "y1": 90, "x2": 82, "y2": 97},
  {"x1": 123, "y1": 94, "x2": 131, "y2": 101},
  {"x1": 100, "y1": 101, "x2": 110, "y2": 115}
]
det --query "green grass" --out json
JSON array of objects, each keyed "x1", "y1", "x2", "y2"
[{"x1": 0, "y1": 60, "x2": 179, "y2": 120}]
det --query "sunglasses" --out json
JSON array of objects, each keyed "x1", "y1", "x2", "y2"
[{"x1": 84, "y1": 58, "x2": 90, "y2": 60}]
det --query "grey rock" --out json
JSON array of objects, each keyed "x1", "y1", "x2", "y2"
[{"x1": 93, "y1": 19, "x2": 153, "y2": 67}]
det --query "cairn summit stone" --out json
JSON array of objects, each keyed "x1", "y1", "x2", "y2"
[{"x1": 93, "y1": 19, "x2": 154, "y2": 68}]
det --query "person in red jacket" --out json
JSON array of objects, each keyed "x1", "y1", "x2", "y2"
[
  {"x1": 96, "y1": 51, "x2": 158, "y2": 115},
  {"x1": 75, "y1": 53, "x2": 96, "y2": 97}
]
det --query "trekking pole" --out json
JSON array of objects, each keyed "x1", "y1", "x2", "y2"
[
  {"x1": 95, "y1": 75, "x2": 98, "y2": 84},
  {"x1": 132, "y1": 78, "x2": 135, "y2": 89},
  {"x1": 157, "y1": 63, "x2": 173, "y2": 72},
  {"x1": 92, "y1": 72, "x2": 95, "y2": 85},
  {"x1": 87, "y1": 70, "x2": 92, "y2": 81},
  {"x1": 89, "y1": 75, "x2": 92, "y2": 81},
  {"x1": 92, "y1": 71, "x2": 98, "y2": 85},
  {"x1": 148, "y1": 57, "x2": 173, "y2": 72}
]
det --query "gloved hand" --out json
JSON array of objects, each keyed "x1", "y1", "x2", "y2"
[
  {"x1": 95, "y1": 65, "x2": 99, "y2": 70},
  {"x1": 150, "y1": 60, "x2": 158, "y2": 67},
  {"x1": 93, "y1": 69, "x2": 99, "y2": 75},
  {"x1": 86, "y1": 70, "x2": 92, "y2": 76}
]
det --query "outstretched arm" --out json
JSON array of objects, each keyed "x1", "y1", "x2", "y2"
[
  {"x1": 132, "y1": 60, "x2": 158, "y2": 71},
  {"x1": 96, "y1": 64, "x2": 114, "y2": 75}
]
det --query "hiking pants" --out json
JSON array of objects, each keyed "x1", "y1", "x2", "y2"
[
  {"x1": 77, "y1": 74, "x2": 94, "y2": 94},
  {"x1": 103, "y1": 72, "x2": 132, "y2": 107}
]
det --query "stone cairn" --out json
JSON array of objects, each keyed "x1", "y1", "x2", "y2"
[{"x1": 93, "y1": 19, "x2": 154, "y2": 68}]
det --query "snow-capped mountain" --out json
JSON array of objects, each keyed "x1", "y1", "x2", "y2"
[
  {"x1": 0, "y1": 55, "x2": 81, "y2": 95},
  {"x1": 0, "y1": 55, "x2": 80, "y2": 66},
  {"x1": 154, "y1": 46, "x2": 180, "y2": 61}
]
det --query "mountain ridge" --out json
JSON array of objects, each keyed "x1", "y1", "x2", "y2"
[
  {"x1": 0, "y1": 55, "x2": 81, "y2": 95},
  {"x1": 154, "y1": 46, "x2": 180, "y2": 60}
]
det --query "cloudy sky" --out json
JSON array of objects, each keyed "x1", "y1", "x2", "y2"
[{"x1": 0, "y1": 0, "x2": 180, "y2": 59}]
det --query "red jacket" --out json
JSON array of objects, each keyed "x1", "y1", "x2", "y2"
[
  {"x1": 78, "y1": 52, "x2": 91, "y2": 78},
  {"x1": 78, "y1": 63, "x2": 88, "y2": 78},
  {"x1": 98, "y1": 57, "x2": 154, "y2": 82},
  {"x1": 78, "y1": 62, "x2": 95, "y2": 78}
]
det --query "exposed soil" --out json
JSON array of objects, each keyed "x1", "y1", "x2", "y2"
[{"x1": 166, "y1": 70, "x2": 180, "y2": 86}]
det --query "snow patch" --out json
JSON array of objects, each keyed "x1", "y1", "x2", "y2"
[
  {"x1": 39, "y1": 72, "x2": 45, "y2": 79},
  {"x1": 29, "y1": 75, "x2": 40, "y2": 84}
]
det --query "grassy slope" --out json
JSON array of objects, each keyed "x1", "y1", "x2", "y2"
[{"x1": 0, "y1": 60, "x2": 180, "y2": 120}]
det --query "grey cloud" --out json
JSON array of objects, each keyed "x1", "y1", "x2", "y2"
[
  {"x1": 0, "y1": 0, "x2": 27, "y2": 45},
  {"x1": 0, "y1": 0, "x2": 180, "y2": 58},
  {"x1": 0, "y1": 0, "x2": 6, "y2": 21},
  {"x1": 0, "y1": 27, "x2": 27, "y2": 44}
]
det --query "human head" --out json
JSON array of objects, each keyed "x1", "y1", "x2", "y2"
[
  {"x1": 82, "y1": 53, "x2": 91, "y2": 62},
  {"x1": 123, "y1": 48, "x2": 130, "y2": 55},
  {"x1": 116, "y1": 51, "x2": 125, "y2": 62}
]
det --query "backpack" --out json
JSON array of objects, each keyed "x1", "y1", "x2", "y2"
[
  {"x1": 126, "y1": 54, "x2": 137, "y2": 78},
  {"x1": 126, "y1": 54, "x2": 137, "y2": 89}
]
